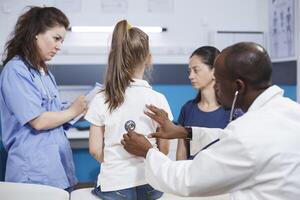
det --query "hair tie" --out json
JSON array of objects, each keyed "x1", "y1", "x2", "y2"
[{"x1": 127, "y1": 22, "x2": 132, "y2": 30}]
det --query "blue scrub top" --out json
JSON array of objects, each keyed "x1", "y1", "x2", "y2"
[
  {"x1": 178, "y1": 99, "x2": 242, "y2": 128},
  {"x1": 178, "y1": 99, "x2": 243, "y2": 158},
  {"x1": 0, "y1": 56, "x2": 77, "y2": 189}
]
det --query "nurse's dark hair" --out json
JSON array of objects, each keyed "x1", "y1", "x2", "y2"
[
  {"x1": 190, "y1": 46, "x2": 220, "y2": 103},
  {"x1": 222, "y1": 42, "x2": 272, "y2": 89},
  {"x1": 104, "y1": 20, "x2": 150, "y2": 112},
  {"x1": 2, "y1": 6, "x2": 69, "y2": 72}
]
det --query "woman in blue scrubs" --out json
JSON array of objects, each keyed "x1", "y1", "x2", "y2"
[{"x1": 0, "y1": 7, "x2": 87, "y2": 190}]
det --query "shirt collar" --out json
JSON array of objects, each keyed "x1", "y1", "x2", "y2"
[
  {"x1": 248, "y1": 85, "x2": 283, "y2": 112},
  {"x1": 130, "y1": 78, "x2": 152, "y2": 89}
]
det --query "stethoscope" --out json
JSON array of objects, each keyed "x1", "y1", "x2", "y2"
[
  {"x1": 195, "y1": 90, "x2": 240, "y2": 152},
  {"x1": 228, "y1": 90, "x2": 239, "y2": 122},
  {"x1": 22, "y1": 57, "x2": 57, "y2": 101}
]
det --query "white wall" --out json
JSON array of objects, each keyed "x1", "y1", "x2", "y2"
[{"x1": 0, "y1": 0, "x2": 269, "y2": 64}]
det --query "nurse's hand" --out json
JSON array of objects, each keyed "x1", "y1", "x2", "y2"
[
  {"x1": 145, "y1": 104, "x2": 188, "y2": 139},
  {"x1": 121, "y1": 132, "x2": 153, "y2": 158},
  {"x1": 69, "y1": 95, "x2": 87, "y2": 116}
]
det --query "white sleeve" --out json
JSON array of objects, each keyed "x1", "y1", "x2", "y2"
[
  {"x1": 191, "y1": 127, "x2": 228, "y2": 151},
  {"x1": 145, "y1": 133, "x2": 255, "y2": 197},
  {"x1": 160, "y1": 95, "x2": 174, "y2": 121},
  {"x1": 84, "y1": 94, "x2": 105, "y2": 126}
]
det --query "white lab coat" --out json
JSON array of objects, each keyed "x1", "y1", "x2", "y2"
[{"x1": 145, "y1": 85, "x2": 300, "y2": 200}]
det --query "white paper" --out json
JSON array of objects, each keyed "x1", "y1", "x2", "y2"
[
  {"x1": 269, "y1": 0, "x2": 295, "y2": 59},
  {"x1": 68, "y1": 82, "x2": 102, "y2": 125}
]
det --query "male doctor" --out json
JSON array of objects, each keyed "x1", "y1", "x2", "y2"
[{"x1": 121, "y1": 42, "x2": 300, "y2": 199}]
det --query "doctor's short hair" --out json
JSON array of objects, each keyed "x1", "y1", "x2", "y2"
[
  {"x1": 2, "y1": 6, "x2": 69, "y2": 71},
  {"x1": 222, "y1": 42, "x2": 272, "y2": 90},
  {"x1": 104, "y1": 19, "x2": 150, "y2": 112}
]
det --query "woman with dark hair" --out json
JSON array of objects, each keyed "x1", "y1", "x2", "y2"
[
  {"x1": 176, "y1": 46, "x2": 242, "y2": 160},
  {"x1": 0, "y1": 6, "x2": 87, "y2": 190}
]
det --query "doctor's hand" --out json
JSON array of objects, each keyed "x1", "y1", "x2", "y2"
[
  {"x1": 69, "y1": 95, "x2": 87, "y2": 117},
  {"x1": 121, "y1": 132, "x2": 153, "y2": 158},
  {"x1": 145, "y1": 104, "x2": 188, "y2": 139}
]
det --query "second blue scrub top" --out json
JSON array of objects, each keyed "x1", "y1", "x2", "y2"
[
  {"x1": 178, "y1": 99, "x2": 242, "y2": 128},
  {"x1": 178, "y1": 99, "x2": 243, "y2": 158},
  {"x1": 0, "y1": 56, "x2": 77, "y2": 189}
]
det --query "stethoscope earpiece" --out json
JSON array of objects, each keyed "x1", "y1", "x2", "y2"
[{"x1": 229, "y1": 90, "x2": 239, "y2": 122}]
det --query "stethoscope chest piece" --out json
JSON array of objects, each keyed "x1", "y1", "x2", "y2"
[{"x1": 125, "y1": 120, "x2": 136, "y2": 132}]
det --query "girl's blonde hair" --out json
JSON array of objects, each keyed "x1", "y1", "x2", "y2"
[{"x1": 104, "y1": 20, "x2": 150, "y2": 112}]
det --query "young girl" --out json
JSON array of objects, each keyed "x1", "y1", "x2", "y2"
[{"x1": 85, "y1": 20, "x2": 173, "y2": 200}]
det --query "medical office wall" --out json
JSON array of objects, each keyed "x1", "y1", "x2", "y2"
[{"x1": 0, "y1": 0, "x2": 269, "y2": 64}]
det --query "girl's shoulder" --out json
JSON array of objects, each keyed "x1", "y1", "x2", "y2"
[
  {"x1": 93, "y1": 91, "x2": 106, "y2": 102},
  {"x1": 150, "y1": 89, "x2": 168, "y2": 101},
  {"x1": 88, "y1": 91, "x2": 109, "y2": 113}
]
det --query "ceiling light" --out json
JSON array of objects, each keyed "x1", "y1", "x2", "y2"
[{"x1": 71, "y1": 26, "x2": 167, "y2": 33}]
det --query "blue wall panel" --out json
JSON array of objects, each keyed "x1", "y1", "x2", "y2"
[
  {"x1": 0, "y1": 143, "x2": 6, "y2": 181},
  {"x1": 72, "y1": 149, "x2": 99, "y2": 183},
  {"x1": 153, "y1": 84, "x2": 197, "y2": 121},
  {"x1": 280, "y1": 85, "x2": 297, "y2": 101},
  {"x1": 0, "y1": 122, "x2": 7, "y2": 181}
]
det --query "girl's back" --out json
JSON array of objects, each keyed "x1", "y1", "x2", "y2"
[
  {"x1": 85, "y1": 20, "x2": 173, "y2": 199},
  {"x1": 87, "y1": 78, "x2": 172, "y2": 191}
]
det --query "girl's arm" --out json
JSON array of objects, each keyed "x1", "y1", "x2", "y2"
[
  {"x1": 157, "y1": 138, "x2": 169, "y2": 155},
  {"x1": 176, "y1": 139, "x2": 188, "y2": 160},
  {"x1": 89, "y1": 124, "x2": 105, "y2": 162},
  {"x1": 155, "y1": 127, "x2": 169, "y2": 155}
]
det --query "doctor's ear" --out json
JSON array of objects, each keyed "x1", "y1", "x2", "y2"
[{"x1": 235, "y1": 79, "x2": 245, "y2": 94}]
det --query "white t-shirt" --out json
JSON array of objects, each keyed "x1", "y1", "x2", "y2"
[{"x1": 85, "y1": 79, "x2": 173, "y2": 191}]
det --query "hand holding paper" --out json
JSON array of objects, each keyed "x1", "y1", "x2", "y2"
[{"x1": 69, "y1": 82, "x2": 102, "y2": 125}]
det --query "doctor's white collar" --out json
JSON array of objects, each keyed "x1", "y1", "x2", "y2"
[{"x1": 247, "y1": 85, "x2": 283, "y2": 112}]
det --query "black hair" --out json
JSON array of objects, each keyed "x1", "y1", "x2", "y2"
[{"x1": 223, "y1": 42, "x2": 272, "y2": 89}]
